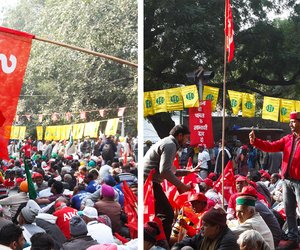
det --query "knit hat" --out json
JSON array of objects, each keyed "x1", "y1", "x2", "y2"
[
  {"x1": 144, "y1": 221, "x2": 160, "y2": 243},
  {"x1": 202, "y1": 207, "x2": 227, "y2": 227},
  {"x1": 290, "y1": 111, "x2": 300, "y2": 120},
  {"x1": 236, "y1": 195, "x2": 256, "y2": 207},
  {"x1": 101, "y1": 184, "x2": 115, "y2": 198},
  {"x1": 21, "y1": 200, "x2": 40, "y2": 223},
  {"x1": 70, "y1": 215, "x2": 88, "y2": 236},
  {"x1": 188, "y1": 193, "x2": 207, "y2": 203}
]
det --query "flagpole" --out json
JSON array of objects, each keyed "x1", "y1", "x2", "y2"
[
  {"x1": 34, "y1": 36, "x2": 138, "y2": 68},
  {"x1": 221, "y1": 0, "x2": 228, "y2": 209}
]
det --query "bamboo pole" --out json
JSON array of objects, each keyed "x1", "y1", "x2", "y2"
[
  {"x1": 34, "y1": 36, "x2": 138, "y2": 68},
  {"x1": 221, "y1": 0, "x2": 228, "y2": 209}
]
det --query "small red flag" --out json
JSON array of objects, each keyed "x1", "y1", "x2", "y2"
[
  {"x1": 117, "y1": 107, "x2": 126, "y2": 117},
  {"x1": 144, "y1": 169, "x2": 156, "y2": 223},
  {"x1": 225, "y1": 0, "x2": 234, "y2": 63}
]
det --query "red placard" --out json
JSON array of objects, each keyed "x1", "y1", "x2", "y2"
[
  {"x1": 0, "y1": 27, "x2": 33, "y2": 159},
  {"x1": 189, "y1": 100, "x2": 214, "y2": 148}
]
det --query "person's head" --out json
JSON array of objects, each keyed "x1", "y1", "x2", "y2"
[
  {"x1": 188, "y1": 193, "x2": 207, "y2": 213},
  {"x1": 235, "y1": 176, "x2": 248, "y2": 192},
  {"x1": 19, "y1": 181, "x2": 28, "y2": 193},
  {"x1": 198, "y1": 144, "x2": 204, "y2": 152},
  {"x1": 169, "y1": 125, "x2": 190, "y2": 146},
  {"x1": 270, "y1": 173, "x2": 280, "y2": 184},
  {"x1": 81, "y1": 206, "x2": 98, "y2": 223},
  {"x1": 289, "y1": 111, "x2": 300, "y2": 135},
  {"x1": 236, "y1": 196, "x2": 256, "y2": 223},
  {"x1": 237, "y1": 229, "x2": 267, "y2": 250},
  {"x1": 84, "y1": 173, "x2": 94, "y2": 184},
  {"x1": 32, "y1": 172, "x2": 44, "y2": 186},
  {"x1": 260, "y1": 172, "x2": 270, "y2": 182},
  {"x1": 30, "y1": 232, "x2": 54, "y2": 250},
  {"x1": 101, "y1": 184, "x2": 115, "y2": 200},
  {"x1": 70, "y1": 215, "x2": 88, "y2": 238},
  {"x1": 19, "y1": 200, "x2": 40, "y2": 225},
  {"x1": 51, "y1": 180, "x2": 64, "y2": 195},
  {"x1": 0, "y1": 223, "x2": 24, "y2": 250},
  {"x1": 199, "y1": 178, "x2": 213, "y2": 192},
  {"x1": 144, "y1": 221, "x2": 160, "y2": 250},
  {"x1": 201, "y1": 207, "x2": 227, "y2": 240}
]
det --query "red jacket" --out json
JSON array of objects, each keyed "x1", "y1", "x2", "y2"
[{"x1": 252, "y1": 134, "x2": 300, "y2": 180}]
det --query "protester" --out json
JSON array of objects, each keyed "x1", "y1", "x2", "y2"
[
  {"x1": 144, "y1": 124, "x2": 199, "y2": 241},
  {"x1": 144, "y1": 221, "x2": 166, "y2": 250},
  {"x1": 197, "y1": 144, "x2": 211, "y2": 179},
  {"x1": 0, "y1": 223, "x2": 25, "y2": 250},
  {"x1": 29, "y1": 232, "x2": 55, "y2": 250},
  {"x1": 237, "y1": 229, "x2": 271, "y2": 250},
  {"x1": 249, "y1": 111, "x2": 300, "y2": 250}
]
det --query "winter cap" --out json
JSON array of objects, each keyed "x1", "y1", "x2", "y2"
[
  {"x1": 101, "y1": 184, "x2": 115, "y2": 198},
  {"x1": 82, "y1": 206, "x2": 98, "y2": 219},
  {"x1": 21, "y1": 200, "x2": 40, "y2": 223},
  {"x1": 236, "y1": 195, "x2": 256, "y2": 207},
  {"x1": 202, "y1": 207, "x2": 227, "y2": 227},
  {"x1": 70, "y1": 215, "x2": 88, "y2": 236},
  {"x1": 239, "y1": 186, "x2": 257, "y2": 198}
]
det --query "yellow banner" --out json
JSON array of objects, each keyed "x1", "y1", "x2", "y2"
[
  {"x1": 280, "y1": 99, "x2": 295, "y2": 123},
  {"x1": 203, "y1": 86, "x2": 219, "y2": 111},
  {"x1": 262, "y1": 96, "x2": 280, "y2": 121},
  {"x1": 105, "y1": 118, "x2": 119, "y2": 136},
  {"x1": 242, "y1": 93, "x2": 256, "y2": 117},
  {"x1": 84, "y1": 121, "x2": 100, "y2": 138},
  {"x1": 52, "y1": 126, "x2": 61, "y2": 141},
  {"x1": 10, "y1": 126, "x2": 20, "y2": 140},
  {"x1": 60, "y1": 125, "x2": 72, "y2": 140},
  {"x1": 18, "y1": 126, "x2": 26, "y2": 140},
  {"x1": 166, "y1": 87, "x2": 183, "y2": 111},
  {"x1": 228, "y1": 90, "x2": 242, "y2": 115},
  {"x1": 295, "y1": 100, "x2": 300, "y2": 112},
  {"x1": 73, "y1": 123, "x2": 85, "y2": 140},
  {"x1": 152, "y1": 90, "x2": 167, "y2": 114},
  {"x1": 144, "y1": 91, "x2": 154, "y2": 117},
  {"x1": 181, "y1": 85, "x2": 199, "y2": 108},
  {"x1": 36, "y1": 126, "x2": 43, "y2": 141}
]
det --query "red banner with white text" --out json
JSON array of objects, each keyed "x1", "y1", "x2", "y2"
[
  {"x1": 189, "y1": 100, "x2": 214, "y2": 148},
  {"x1": 0, "y1": 26, "x2": 34, "y2": 159}
]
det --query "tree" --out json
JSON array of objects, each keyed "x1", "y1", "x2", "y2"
[
  {"x1": 144, "y1": 0, "x2": 300, "y2": 138},
  {"x1": 2, "y1": 0, "x2": 138, "y2": 136}
]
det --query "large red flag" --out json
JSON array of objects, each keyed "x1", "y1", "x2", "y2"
[
  {"x1": 225, "y1": 0, "x2": 234, "y2": 63},
  {"x1": 213, "y1": 160, "x2": 236, "y2": 202},
  {"x1": 0, "y1": 26, "x2": 34, "y2": 160},
  {"x1": 144, "y1": 169, "x2": 156, "y2": 223}
]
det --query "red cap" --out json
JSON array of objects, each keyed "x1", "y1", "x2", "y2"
[
  {"x1": 236, "y1": 176, "x2": 248, "y2": 182},
  {"x1": 32, "y1": 172, "x2": 43, "y2": 179},
  {"x1": 259, "y1": 169, "x2": 266, "y2": 174},
  {"x1": 16, "y1": 177, "x2": 24, "y2": 184},
  {"x1": 241, "y1": 145, "x2": 248, "y2": 150},
  {"x1": 202, "y1": 178, "x2": 213, "y2": 187},
  {"x1": 239, "y1": 186, "x2": 257, "y2": 198},
  {"x1": 261, "y1": 172, "x2": 271, "y2": 180},
  {"x1": 188, "y1": 192, "x2": 207, "y2": 203},
  {"x1": 208, "y1": 172, "x2": 217, "y2": 180},
  {"x1": 290, "y1": 112, "x2": 300, "y2": 120},
  {"x1": 249, "y1": 180, "x2": 257, "y2": 189},
  {"x1": 65, "y1": 155, "x2": 73, "y2": 160}
]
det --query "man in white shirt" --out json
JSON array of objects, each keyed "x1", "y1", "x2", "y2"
[
  {"x1": 197, "y1": 144, "x2": 211, "y2": 179},
  {"x1": 80, "y1": 206, "x2": 115, "y2": 244}
]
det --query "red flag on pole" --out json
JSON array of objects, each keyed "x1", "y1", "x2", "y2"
[
  {"x1": 0, "y1": 26, "x2": 34, "y2": 159},
  {"x1": 213, "y1": 160, "x2": 236, "y2": 202},
  {"x1": 225, "y1": 0, "x2": 234, "y2": 63},
  {"x1": 144, "y1": 169, "x2": 156, "y2": 223}
]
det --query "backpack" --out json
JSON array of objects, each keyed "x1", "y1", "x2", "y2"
[{"x1": 102, "y1": 143, "x2": 114, "y2": 161}]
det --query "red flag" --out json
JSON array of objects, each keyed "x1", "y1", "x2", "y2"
[
  {"x1": 186, "y1": 157, "x2": 193, "y2": 170},
  {"x1": 99, "y1": 109, "x2": 106, "y2": 117},
  {"x1": 225, "y1": 0, "x2": 234, "y2": 63},
  {"x1": 144, "y1": 169, "x2": 156, "y2": 223},
  {"x1": 117, "y1": 107, "x2": 126, "y2": 117},
  {"x1": 173, "y1": 154, "x2": 180, "y2": 169},
  {"x1": 213, "y1": 160, "x2": 236, "y2": 202},
  {"x1": 122, "y1": 181, "x2": 137, "y2": 239}
]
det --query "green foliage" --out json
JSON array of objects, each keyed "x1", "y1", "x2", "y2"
[{"x1": 2, "y1": 0, "x2": 137, "y2": 135}]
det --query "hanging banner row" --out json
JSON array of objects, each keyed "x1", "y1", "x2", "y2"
[
  {"x1": 9, "y1": 118, "x2": 120, "y2": 141},
  {"x1": 144, "y1": 85, "x2": 300, "y2": 122}
]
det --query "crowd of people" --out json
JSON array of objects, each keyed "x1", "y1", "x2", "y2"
[
  {"x1": 144, "y1": 111, "x2": 300, "y2": 250},
  {"x1": 0, "y1": 134, "x2": 138, "y2": 250}
]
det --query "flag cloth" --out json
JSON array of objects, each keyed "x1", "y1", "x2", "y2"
[
  {"x1": 144, "y1": 91, "x2": 154, "y2": 117},
  {"x1": 262, "y1": 96, "x2": 280, "y2": 122},
  {"x1": 213, "y1": 160, "x2": 236, "y2": 202},
  {"x1": 10, "y1": 126, "x2": 20, "y2": 140},
  {"x1": 242, "y1": 93, "x2": 256, "y2": 117},
  {"x1": 83, "y1": 121, "x2": 99, "y2": 138},
  {"x1": 122, "y1": 181, "x2": 137, "y2": 239},
  {"x1": 228, "y1": 90, "x2": 242, "y2": 115},
  {"x1": 203, "y1": 86, "x2": 219, "y2": 111},
  {"x1": 36, "y1": 126, "x2": 43, "y2": 141},
  {"x1": 181, "y1": 85, "x2": 199, "y2": 108},
  {"x1": 0, "y1": 30, "x2": 33, "y2": 160},
  {"x1": 225, "y1": 0, "x2": 234, "y2": 63},
  {"x1": 152, "y1": 90, "x2": 167, "y2": 114},
  {"x1": 296, "y1": 101, "x2": 300, "y2": 112},
  {"x1": 104, "y1": 118, "x2": 119, "y2": 136},
  {"x1": 280, "y1": 99, "x2": 295, "y2": 123},
  {"x1": 73, "y1": 123, "x2": 85, "y2": 140},
  {"x1": 117, "y1": 107, "x2": 126, "y2": 117},
  {"x1": 24, "y1": 159, "x2": 37, "y2": 199},
  {"x1": 166, "y1": 87, "x2": 184, "y2": 111},
  {"x1": 18, "y1": 126, "x2": 26, "y2": 140},
  {"x1": 144, "y1": 169, "x2": 156, "y2": 223}
]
